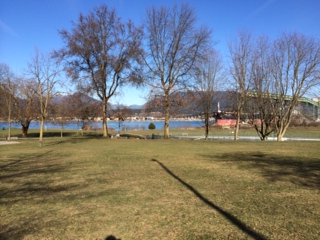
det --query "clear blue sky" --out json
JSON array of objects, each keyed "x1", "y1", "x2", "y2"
[{"x1": 1, "y1": 0, "x2": 320, "y2": 105}]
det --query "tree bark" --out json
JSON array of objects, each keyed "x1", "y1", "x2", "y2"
[
  {"x1": 7, "y1": 114, "x2": 11, "y2": 141},
  {"x1": 102, "y1": 97, "x2": 108, "y2": 137},
  {"x1": 234, "y1": 112, "x2": 240, "y2": 140},
  {"x1": 205, "y1": 112, "x2": 209, "y2": 140},
  {"x1": 164, "y1": 93, "x2": 170, "y2": 139},
  {"x1": 21, "y1": 121, "x2": 30, "y2": 138},
  {"x1": 39, "y1": 117, "x2": 44, "y2": 147}
]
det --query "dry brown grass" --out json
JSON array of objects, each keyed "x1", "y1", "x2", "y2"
[{"x1": 1, "y1": 136, "x2": 319, "y2": 239}]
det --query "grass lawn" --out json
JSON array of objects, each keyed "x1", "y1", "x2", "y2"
[
  {"x1": 1, "y1": 134, "x2": 320, "y2": 239},
  {"x1": 127, "y1": 125, "x2": 320, "y2": 139},
  {"x1": 2, "y1": 124, "x2": 320, "y2": 139}
]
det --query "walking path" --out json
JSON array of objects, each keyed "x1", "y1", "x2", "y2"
[
  {"x1": 173, "y1": 135, "x2": 320, "y2": 141},
  {"x1": 1, "y1": 136, "x2": 320, "y2": 143},
  {"x1": 0, "y1": 141, "x2": 20, "y2": 145}
]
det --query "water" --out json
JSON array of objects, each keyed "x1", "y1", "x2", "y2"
[{"x1": 0, "y1": 119, "x2": 203, "y2": 131}]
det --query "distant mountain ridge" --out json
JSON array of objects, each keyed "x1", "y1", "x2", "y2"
[
  {"x1": 53, "y1": 92, "x2": 144, "y2": 109},
  {"x1": 126, "y1": 104, "x2": 144, "y2": 109}
]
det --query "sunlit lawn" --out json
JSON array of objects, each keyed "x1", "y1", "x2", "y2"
[
  {"x1": 1, "y1": 132, "x2": 320, "y2": 239},
  {"x1": 2, "y1": 124, "x2": 320, "y2": 139}
]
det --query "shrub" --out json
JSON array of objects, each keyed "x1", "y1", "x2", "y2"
[{"x1": 148, "y1": 122, "x2": 156, "y2": 130}]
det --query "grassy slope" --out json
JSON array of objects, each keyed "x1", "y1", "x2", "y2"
[{"x1": 1, "y1": 137, "x2": 320, "y2": 239}]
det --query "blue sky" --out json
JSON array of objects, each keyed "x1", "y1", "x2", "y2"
[{"x1": 1, "y1": 0, "x2": 320, "y2": 105}]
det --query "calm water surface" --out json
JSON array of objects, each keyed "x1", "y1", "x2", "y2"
[{"x1": 0, "y1": 120, "x2": 203, "y2": 131}]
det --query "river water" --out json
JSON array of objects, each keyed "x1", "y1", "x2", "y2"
[{"x1": 0, "y1": 119, "x2": 203, "y2": 131}]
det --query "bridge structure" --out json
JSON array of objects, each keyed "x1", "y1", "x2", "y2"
[
  {"x1": 177, "y1": 93, "x2": 320, "y2": 122},
  {"x1": 294, "y1": 97, "x2": 319, "y2": 121},
  {"x1": 245, "y1": 92, "x2": 320, "y2": 122}
]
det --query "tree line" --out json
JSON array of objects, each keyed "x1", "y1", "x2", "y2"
[{"x1": 1, "y1": 3, "x2": 319, "y2": 144}]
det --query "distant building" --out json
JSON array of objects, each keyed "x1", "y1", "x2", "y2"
[{"x1": 312, "y1": 97, "x2": 320, "y2": 102}]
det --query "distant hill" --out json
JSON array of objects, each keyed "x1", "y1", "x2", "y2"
[
  {"x1": 53, "y1": 92, "x2": 145, "y2": 109},
  {"x1": 52, "y1": 92, "x2": 99, "y2": 105},
  {"x1": 127, "y1": 104, "x2": 144, "y2": 109}
]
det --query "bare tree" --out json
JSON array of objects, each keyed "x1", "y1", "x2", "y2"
[
  {"x1": 191, "y1": 49, "x2": 224, "y2": 140},
  {"x1": 65, "y1": 92, "x2": 101, "y2": 130},
  {"x1": 0, "y1": 63, "x2": 18, "y2": 140},
  {"x1": 142, "y1": 3, "x2": 211, "y2": 139},
  {"x1": 55, "y1": 4, "x2": 143, "y2": 137},
  {"x1": 0, "y1": 67, "x2": 38, "y2": 138},
  {"x1": 110, "y1": 103, "x2": 133, "y2": 134},
  {"x1": 270, "y1": 32, "x2": 320, "y2": 141},
  {"x1": 27, "y1": 49, "x2": 61, "y2": 146},
  {"x1": 50, "y1": 94, "x2": 71, "y2": 137},
  {"x1": 228, "y1": 31, "x2": 254, "y2": 140},
  {"x1": 0, "y1": 85, "x2": 4, "y2": 119},
  {"x1": 15, "y1": 77, "x2": 39, "y2": 137},
  {"x1": 246, "y1": 36, "x2": 277, "y2": 140}
]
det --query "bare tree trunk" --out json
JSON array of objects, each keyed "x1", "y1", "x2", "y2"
[
  {"x1": 21, "y1": 125, "x2": 29, "y2": 138},
  {"x1": 21, "y1": 122, "x2": 30, "y2": 138},
  {"x1": 277, "y1": 120, "x2": 290, "y2": 141},
  {"x1": 7, "y1": 95, "x2": 12, "y2": 141},
  {"x1": 39, "y1": 117, "x2": 44, "y2": 147},
  {"x1": 164, "y1": 93, "x2": 170, "y2": 139},
  {"x1": 7, "y1": 113, "x2": 11, "y2": 141},
  {"x1": 277, "y1": 132, "x2": 285, "y2": 141},
  {"x1": 102, "y1": 98, "x2": 108, "y2": 137},
  {"x1": 234, "y1": 113, "x2": 240, "y2": 140},
  {"x1": 102, "y1": 117, "x2": 108, "y2": 137},
  {"x1": 39, "y1": 89, "x2": 44, "y2": 146},
  {"x1": 205, "y1": 112, "x2": 209, "y2": 140}
]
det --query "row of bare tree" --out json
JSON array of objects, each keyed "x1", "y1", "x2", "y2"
[
  {"x1": 228, "y1": 31, "x2": 320, "y2": 141},
  {"x1": 1, "y1": 3, "x2": 320, "y2": 144}
]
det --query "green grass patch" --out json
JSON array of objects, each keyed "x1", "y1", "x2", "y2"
[
  {"x1": 1, "y1": 135, "x2": 320, "y2": 239},
  {"x1": 2, "y1": 124, "x2": 320, "y2": 139},
  {"x1": 126, "y1": 125, "x2": 320, "y2": 139}
]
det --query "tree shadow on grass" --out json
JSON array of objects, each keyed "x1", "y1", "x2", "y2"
[
  {"x1": 0, "y1": 213, "x2": 41, "y2": 240},
  {"x1": 19, "y1": 134, "x2": 110, "y2": 147},
  {"x1": 0, "y1": 150, "x2": 76, "y2": 204},
  {"x1": 205, "y1": 152, "x2": 320, "y2": 190},
  {"x1": 0, "y1": 150, "x2": 88, "y2": 238},
  {"x1": 43, "y1": 136, "x2": 95, "y2": 146},
  {"x1": 0, "y1": 150, "x2": 54, "y2": 171},
  {"x1": 25, "y1": 131, "x2": 78, "y2": 138},
  {"x1": 151, "y1": 158, "x2": 267, "y2": 240}
]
